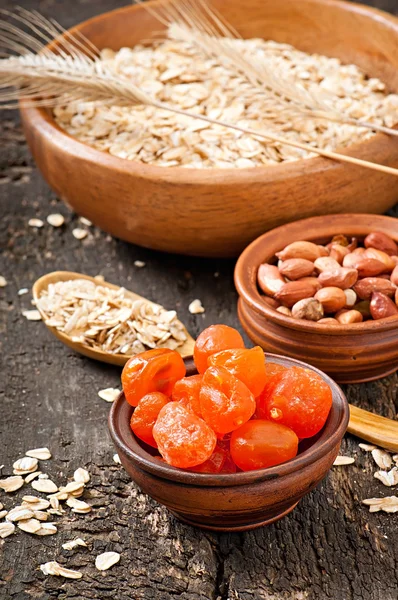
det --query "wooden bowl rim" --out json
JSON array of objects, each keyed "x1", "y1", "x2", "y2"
[
  {"x1": 108, "y1": 353, "x2": 349, "y2": 487},
  {"x1": 234, "y1": 213, "x2": 398, "y2": 334},
  {"x1": 19, "y1": 0, "x2": 398, "y2": 183}
]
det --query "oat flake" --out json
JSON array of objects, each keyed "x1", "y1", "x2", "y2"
[
  {"x1": 47, "y1": 213, "x2": 65, "y2": 227},
  {"x1": 22, "y1": 309, "x2": 42, "y2": 321},
  {"x1": 40, "y1": 561, "x2": 82, "y2": 579},
  {"x1": 28, "y1": 218, "x2": 44, "y2": 228},
  {"x1": 26, "y1": 447, "x2": 52, "y2": 460},
  {"x1": 73, "y1": 468, "x2": 90, "y2": 484},
  {"x1": 98, "y1": 388, "x2": 121, "y2": 402},
  {"x1": 0, "y1": 276, "x2": 7, "y2": 287},
  {"x1": 62, "y1": 537, "x2": 88, "y2": 550},
  {"x1": 189, "y1": 299, "x2": 205, "y2": 314},
  {"x1": 95, "y1": 551, "x2": 121, "y2": 571},
  {"x1": 0, "y1": 522, "x2": 15, "y2": 538},
  {"x1": 72, "y1": 228, "x2": 88, "y2": 240},
  {"x1": 333, "y1": 456, "x2": 355, "y2": 466},
  {"x1": 0, "y1": 476, "x2": 24, "y2": 492}
]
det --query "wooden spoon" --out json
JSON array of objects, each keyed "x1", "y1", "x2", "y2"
[
  {"x1": 32, "y1": 271, "x2": 195, "y2": 366},
  {"x1": 33, "y1": 271, "x2": 398, "y2": 451}
]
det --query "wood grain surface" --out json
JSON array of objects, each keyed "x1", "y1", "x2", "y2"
[{"x1": 0, "y1": 1, "x2": 397, "y2": 599}]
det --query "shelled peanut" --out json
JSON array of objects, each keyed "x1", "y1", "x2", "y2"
[{"x1": 257, "y1": 232, "x2": 398, "y2": 324}]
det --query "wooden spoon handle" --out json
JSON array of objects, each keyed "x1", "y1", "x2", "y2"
[{"x1": 348, "y1": 404, "x2": 398, "y2": 452}]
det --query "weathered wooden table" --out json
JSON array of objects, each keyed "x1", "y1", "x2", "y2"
[{"x1": 1, "y1": 0, "x2": 397, "y2": 598}]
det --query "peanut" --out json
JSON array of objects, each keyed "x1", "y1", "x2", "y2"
[
  {"x1": 370, "y1": 292, "x2": 398, "y2": 320},
  {"x1": 276, "y1": 241, "x2": 322, "y2": 262},
  {"x1": 317, "y1": 246, "x2": 330, "y2": 257},
  {"x1": 278, "y1": 258, "x2": 314, "y2": 281},
  {"x1": 390, "y1": 266, "x2": 398, "y2": 286},
  {"x1": 318, "y1": 318, "x2": 340, "y2": 325},
  {"x1": 364, "y1": 232, "x2": 398, "y2": 256},
  {"x1": 353, "y1": 277, "x2": 397, "y2": 300},
  {"x1": 275, "y1": 280, "x2": 317, "y2": 307},
  {"x1": 342, "y1": 254, "x2": 386, "y2": 278},
  {"x1": 298, "y1": 277, "x2": 322, "y2": 292},
  {"x1": 344, "y1": 289, "x2": 357, "y2": 307},
  {"x1": 352, "y1": 247, "x2": 366, "y2": 256},
  {"x1": 291, "y1": 298, "x2": 324, "y2": 321},
  {"x1": 330, "y1": 244, "x2": 350, "y2": 264},
  {"x1": 258, "y1": 264, "x2": 285, "y2": 296},
  {"x1": 276, "y1": 306, "x2": 292, "y2": 317},
  {"x1": 318, "y1": 267, "x2": 358, "y2": 289},
  {"x1": 314, "y1": 287, "x2": 346, "y2": 313},
  {"x1": 335, "y1": 309, "x2": 363, "y2": 324},
  {"x1": 314, "y1": 256, "x2": 341, "y2": 273},
  {"x1": 364, "y1": 248, "x2": 395, "y2": 272}
]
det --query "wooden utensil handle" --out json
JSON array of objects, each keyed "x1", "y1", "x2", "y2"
[{"x1": 348, "y1": 404, "x2": 398, "y2": 452}]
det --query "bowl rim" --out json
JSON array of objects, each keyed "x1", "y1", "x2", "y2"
[
  {"x1": 19, "y1": 0, "x2": 398, "y2": 182},
  {"x1": 108, "y1": 353, "x2": 349, "y2": 487},
  {"x1": 234, "y1": 213, "x2": 398, "y2": 334}
]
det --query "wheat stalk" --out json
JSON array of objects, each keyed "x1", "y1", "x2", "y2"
[
  {"x1": 0, "y1": 9, "x2": 398, "y2": 176},
  {"x1": 144, "y1": 0, "x2": 398, "y2": 138}
]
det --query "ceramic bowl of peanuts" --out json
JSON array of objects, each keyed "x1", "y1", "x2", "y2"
[
  {"x1": 108, "y1": 324, "x2": 349, "y2": 531},
  {"x1": 235, "y1": 214, "x2": 398, "y2": 384}
]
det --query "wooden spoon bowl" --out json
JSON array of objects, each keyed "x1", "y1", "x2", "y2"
[
  {"x1": 234, "y1": 213, "x2": 398, "y2": 383},
  {"x1": 19, "y1": 0, "x2": 398, "y2": 257},
  {"x1": 108, "y1": 355, "x2": 349, "y2": 531},
  {"x1": 32, "y1": 271, "x2": 195, "y2": 365}
]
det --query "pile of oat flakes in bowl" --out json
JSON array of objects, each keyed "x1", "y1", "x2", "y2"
[{"x1": 53, "y1": 30, "x2": 398, "y2": 169}]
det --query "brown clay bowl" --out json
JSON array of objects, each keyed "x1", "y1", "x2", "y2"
[
  {"x1": 20, "y1": 0, "x2": 398, "y2": 257},
  {"x1": 235, "y1": 214, "x2": 398, "y2": 384},
  {"x1": 108, "y1": 355, "x2": 349, "y2": 532}
]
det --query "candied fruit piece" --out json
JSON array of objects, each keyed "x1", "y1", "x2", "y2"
[
  {"x1": 189, "y1": 444, "x2": 227, "y2": 473},
  {"x1": 261, "y1": 366, "x2": 333, "y2": 438},
  {"x1": 172, "y1": 374, "x2": 203, "y2": 417},
  {"x1": 256, "y1": 363, "x2": 289, "y2": 418},
  {"x1": 130, "y1": 392, "x2": 170, "y2": 448},
  {"x1": 153, "y1": 402, "x2": 216, "y2": 468},
  {"x1": 230, "y1": 420, "x2": 298, "y2": 471},
  {"x1": 208, "y1": 346, "x2": 267, "y2": 397},
  {"x1": 122, "y1": 348, "x2": 186, "y2": 407},
  {"x1": 194, "y1": 324, "x2": 245, "y2": 374},
  {"x1": 200, "y1": 366, "x2": 256, "y2": 434}
]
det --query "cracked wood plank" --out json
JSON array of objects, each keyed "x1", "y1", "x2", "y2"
[{"x1": 0, "y1": 1, "x2": 397, "y2": 599}]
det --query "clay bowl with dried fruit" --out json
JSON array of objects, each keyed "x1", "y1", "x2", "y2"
[
  {"x1": 19, "y1": 0, "x2": 398, "y2": 257},
  {"x1": 235, "y1": 214, "x2": 398, "y2": 384},
  {"x1": 108, "y1": 355, "x2": 349, "y2": 532}
]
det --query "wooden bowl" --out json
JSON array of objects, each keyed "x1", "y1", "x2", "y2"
[
  {"x1": 235, "y1": 214, "x2": 398, "y2": 384},
  {"x1": 108, "y1": 355, "x2": 349, "y2": 532},
  {"x1": 20, "y1": 0, "x2": 398, "y2": 257}
]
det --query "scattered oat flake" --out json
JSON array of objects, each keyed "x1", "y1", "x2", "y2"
[
  {"x1": 333, "y1": 456, "x2": 355, "y2": 466},
  {"x1": 0, "y1": 510, "x2": 7, "y2": 519},
  {"x1": 374, "y1": 467, "x2": 398, "y2": 487},
  {"x1": 134, "y1": 260, "x2": 146, "y2": 268},
  {"x1": 26, "y1": 447, "x2": 52, "y2": 460},
  {"x1": 47, "y1": 213, "x2": 65, "y2": 227},
  {"x1": 28, "y1": 218, "x2": 44, "y2": 228},
  {"x1": 62, "y1": 537, "x2": 88, "y2": 551},
  {"x1": 13, "y1": 457, "x2": 38, "y2": 475},
  {"x1": 60, "y1": 481, "x2": 85, "y2": 496},
  {"x1": 22, "y1": 309, "x2": 42, "y2": 321},
  {"x1": 362, "y1": 496, "x2": 398, "y2": 513},
  {"x1": 25, "y1": 471, "x2": 42, "y2": 483},
  {"x1": 0, "y1": 276, "x2": 7, "y2": 287},
  {"x1": 98, "y1": 388, "x2": 121, "y2": 402},
  {"x1": 72, "y1": 228, "x2": 88, "y2": 240},
  {"x1": 31, "y1": 479, "x2": 58, "y2": 494},
  {"x1": 35, "y1": 522, "x2": 57, "y2": 536},
  {"x1": 22, "y1": 498, "x2": 50, "y2": 511},
  {"x1": 95, "y1": 551, "x2": 121, "y2": 571},
  {"x1": 0, "y1": 522, "x2": 15, "y2": 538},
  {"x1": 6, "y1": 506, "x2": 34, "y2": 522},
  {"x1": 74, "y1": 468, "x2": 90, "y2": 484},
  {"x1": 66, "y1": 497, "x2": 91, "y2": 513},
  {"x1": 18, "y1": 288, "x2": 29, "y2": 296},
  {"x1": 113, "y1": 453, "x2": 121, "y2": 465},
  {"x1": 358, "y1": 443, "x2": 377, "y2": 452},
  {"x1": 18, "y1": 518, "x2": 41, "y2": 533},
  {"x1": 371, "y1": 449, "x2": 393, "y2": 470},
  {"x1": 0, "y1": 476, "x2": 24, "y2": 492},
  {"x1": 79, "y1": 217, "x2": 92, "y2": 226},
  {"x1": 40, "y1": 561, "x2": 82, "y2": 579},
  {"x1": 189, "y1": 299, "x2": 205, "y2": 314}
]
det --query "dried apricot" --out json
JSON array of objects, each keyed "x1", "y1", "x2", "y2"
[
  {"x1": 256, "y1": 363, "x2": 289, "y2": 418},
  {"x1": 153, "y1": 402, "x2": 216, "y2": 468},
  {"x1": 193, "y1": 324, "x2": 245, "y2": 374},
  {"x1": 230, "y1": 420, "x2": 298, "y2": 471},
  {"x1": 188, "y1": 444, "x2": 227, "y2": 473},
  {"x1": 130, "y1": 392, "x2": 169, "y2": 448},
  {"x1": 122, "y1": 348, "x2": 186, "y2": 407},
  {"x1": 208, "y1": 346, "x2": 266, "y2": 396},
  {"x1": 260, "y1": 366, "x2": 333, "y2": 438},
  {"x1": 200, "y1": 366, "x2": 256, "y2": 434}
]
